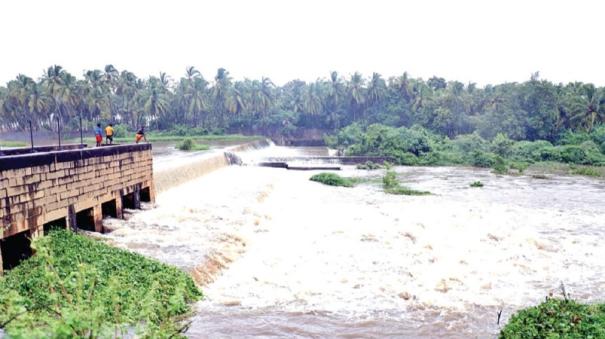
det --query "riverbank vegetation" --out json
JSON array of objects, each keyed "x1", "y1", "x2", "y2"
[
  {"x1": 501, "y1": 298, "x2": 605, "y2": 338},
  {"x1": 0, "y1": 230, "x2": 201, "y2": 338},
  {"x1": 326, "y1": 123, "x2": 605, "y2": 176}
]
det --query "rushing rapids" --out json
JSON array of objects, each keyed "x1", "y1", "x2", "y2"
[{"x1": 102, "y1": 145, "x2": 605, "y2": 338}]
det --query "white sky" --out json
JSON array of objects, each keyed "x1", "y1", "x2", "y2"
[{"x1": 1, "y1": 0, "x2": 603, "y2": 86}]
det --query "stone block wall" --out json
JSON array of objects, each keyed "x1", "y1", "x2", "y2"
[{"x1": 0, "y1": 144, "x2": 155, "y2": 240}]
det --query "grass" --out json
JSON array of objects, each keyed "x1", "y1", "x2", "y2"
[
  {"x1": 0, "y1": 230, "x2": 202, "y2": 338},
  {"x1": 570, "y1": 166, "x2": 603, "y2": 177},
  {"x1": 501, "y1": 298, "x2": 605, "y2": 338},
  {"x1": 470, "y1": 181, "x2": 484, "y2": 187},
  {"x1": 527, "y1": 162, "x2": 605, "y2": 178},
  {"x1": 385, "y1": 186, "x2": 431, "y2": 195},
  {"x1": 0, "y1": 140, "x2": 27, "y2": 148},
  {"x1": 310, "y1": 172, "x2": 359, "y2": 187},
  {"x1": 177, "y1": 138, "x2": 210, "y2": 151}
]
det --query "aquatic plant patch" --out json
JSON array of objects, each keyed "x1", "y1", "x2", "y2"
[
  {"x1": 310, "y1": 172, "x2": 358, "y2": 187},
  {"x1": 500, "y1": 298, "x2": 605, "y2": 338},
  {"x1": 0, "y1": 230, "x2": 202, "y2": 338},
  {"x1": 470, "y1": 181, "x2": 484, "y2": 187}
]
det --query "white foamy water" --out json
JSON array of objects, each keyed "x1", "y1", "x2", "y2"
[{"x1": 102, "y1": 147, "x2": 605, "y2": 338}]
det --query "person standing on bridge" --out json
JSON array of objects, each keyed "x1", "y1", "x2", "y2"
[
  {"x1": 94, "y1": 123, "x2": 103, "y2": 147},
  {"x1": 135, "y1": 126, "x2": 147, "y2": 144},
  {"x1": 105, "y1": 123, "x2": 114, "y2": 145}
]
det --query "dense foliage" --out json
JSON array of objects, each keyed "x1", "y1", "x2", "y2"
[
  {"x1": 1, "y1": 67, "x2": 604, "y2": 142},
  {"x1": 0, "y1": 230, "x2": 201, "y2": 338},
  {"x1": 327, "y1": 124, "x2": 605, "y2": 171},
  {"x1": 500, "y1": 298, "x2": 605, "y2": 338}
]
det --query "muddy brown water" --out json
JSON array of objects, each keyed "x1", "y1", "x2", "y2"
[{"x1": 101, "y1": 146, "x2": 605, "y2": 338}]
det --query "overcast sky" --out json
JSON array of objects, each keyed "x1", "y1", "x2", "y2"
[{"x1": 1, "y1": 0, "x2": 603, "y2": 86}]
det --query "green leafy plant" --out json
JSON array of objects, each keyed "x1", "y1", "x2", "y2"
[
  {"x1": 0, "y1": 230, "x2": 202, "y2": 338},
  {"x1": 500, "y1": 298, "x2": 605, "y2": 338},
  {"x1": 470, "y1": 181, "x2": 484, "y2": 187},
  {"x1": 492, "y1": 156, "x2": 508, "y2": 174}
]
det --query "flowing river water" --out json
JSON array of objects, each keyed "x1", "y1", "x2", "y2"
[{"x1": 102, "y1": 145, "x2": 605, "y2": 338}]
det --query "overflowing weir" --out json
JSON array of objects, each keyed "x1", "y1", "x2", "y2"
[{"x1": 153, "y1": 139, "x2": 271, "y2": 193}]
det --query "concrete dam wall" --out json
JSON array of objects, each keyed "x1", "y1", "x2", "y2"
[{"x1": 154, "y1": 139, "x2": 271, "y2": 193}]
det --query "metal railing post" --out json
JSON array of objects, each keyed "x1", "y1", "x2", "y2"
[
  {"x1": 79, "y1": 113, "x2": 83, "y2": 147},
  {"x1": 57, "y1": 115, "x2": 62, "y2": 148},
  {"x1": 29, "y1": 120, "x2": 34, "y2": 152}
]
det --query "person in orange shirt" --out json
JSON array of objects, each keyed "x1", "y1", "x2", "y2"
[
  {"x1": 105, "y1": 123, "x2": 114, "y2": 145},
  {"x1": 135, "y1": 126, "x2": 147, "y2": 144}
]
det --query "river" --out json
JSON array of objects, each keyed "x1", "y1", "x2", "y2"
[{"x1": 102, "y1": 146, "x2": 605, "y2": 338}]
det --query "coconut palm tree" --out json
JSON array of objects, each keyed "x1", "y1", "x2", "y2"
[{"x1": 347, "y1": 72, "x2": 365, "y2": 121}]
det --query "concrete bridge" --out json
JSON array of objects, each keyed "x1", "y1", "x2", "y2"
[{"x1": 0, "y1": 144, "x2": 155, "y2": 273}]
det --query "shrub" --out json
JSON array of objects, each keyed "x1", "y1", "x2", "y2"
[
  {"x1": 511, "y1": 140, "x2": 554, "y2": 162},
  {"x1": 590, "y1": 126, "x2": 605, "y2": 152},
  {"x1": 177, "y1": 139, "x2": 209, "y2": 151},
  {"x1": 178, "y1": 138, "x2": 194, "y2": 151},
  {"x1": 492, "y1": 156, "x2": 508, "y2": 174},
  {"x1": 453, "y1": 133, "x2": 488, "y2": 154},
  {"x1": 382, "y1": 169, "x2": 399, "y2": 190},
  {"x1": 500, "y1": 298, "x2": 605, "y2": 338},
  {"x1": 537, "y1": 146, "x2": 562, "y2": 162},
  {"x1": 310, "y1": 173, "x2": 356, "y2": 187},
  {"x1": 470, "y1": 181, "x2": 484, "y2": 187},
  {"x1": 509, "y1": 161, "x2": 529, "y2": 174},
  {"x1": 558, "y1": 130, "x2": 592, "y2": 145},
  {"x1": 560, "y1": 145, "x2": 588, "y2": 164},
  {"x1": 491, "y1": 133, "x2": 514, "y2": 157},
  {"x1": 471, "y1": 151, "x2": 497, "y2": 168}
]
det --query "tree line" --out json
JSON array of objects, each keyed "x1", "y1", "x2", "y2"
[{"x1": 1, "y1": 65, "x2": 603, "y2": 142}]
